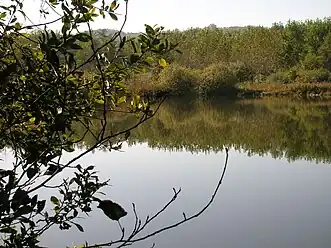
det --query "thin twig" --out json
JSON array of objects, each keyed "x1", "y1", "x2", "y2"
[{"x1": 86, "y1": 148, "x2": 229, "y2": 248}]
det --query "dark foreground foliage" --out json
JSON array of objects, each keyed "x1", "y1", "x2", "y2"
[{"x1": 0, "y1": 1, "x2": 229, "y2": 247}]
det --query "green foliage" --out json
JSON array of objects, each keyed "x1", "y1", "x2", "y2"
[
  {"x1": 128, "y1": 62, "x2": 254, "y2": 96},
  {"x1": 297, "y1": 68, "x2": 331, "y2": 83},
  {"x1": 0, "y1": 0, "x2": 179, "y2": 247},
  {"x1": 163, "y1": 25, "x2": 283, "y2": 74},
  {"x1": 27, "y1": 17, "x2": 331, "y2": 97},
  {"x1": 198, "y1": 63, "x2": 238, "y2": 95},
  {"x1": 126, "y1": 18, "x2": 331, "y2": 96},
  {"x1": 158, "y1": 64, "x2": 198, "y2": 94},
  {"x1": 266, "y1": 67, "x2": 331, "y2": 85},
  {"x1": 317, "y1": 32, "x2": 331, "y2": 70},
  {"x1": 241, "y1": 82, "x2": 331, "y2": 97},
  {"x1": 227, "y1": 62, "x2": 254, "y2": 82},
  {"x1": 301, "y1": 52, "x2": 324, "y2": 70},
  {"x1": 267, "y1": 71, "x2": 292, "y2": 84}
]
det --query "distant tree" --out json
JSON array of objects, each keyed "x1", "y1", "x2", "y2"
[
  {"x1": 318, "y1": 32, "x2": 331, "y2": 70},
  {"x1": 207, "y1": 23, "x2": 217, "y2": 29}
]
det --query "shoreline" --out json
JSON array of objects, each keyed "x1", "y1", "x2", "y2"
[{"x1": 132, "y1": 82, "x2": 331, "y2": 100}]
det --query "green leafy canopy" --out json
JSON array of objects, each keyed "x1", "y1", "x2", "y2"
[{"x1": 0, "y1": 0, "x2": 179, "y2": 247}]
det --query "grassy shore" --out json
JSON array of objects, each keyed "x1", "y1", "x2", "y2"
[
  {"x1": 126, "y1": 63, "x2": 331, "y2": 98},
  {"x1": 239, "y1": 82, "x2": 331, "y2": 98}
]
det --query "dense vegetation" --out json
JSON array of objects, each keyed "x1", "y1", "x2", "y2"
[
  {"x1": 25, "y1": 18, "x2": 331, "y2": 97},
  {"x1": 125, "y1": 19, "x2": 331, "y2": 96},
  {"x1": 80, "y1": 97, "x2": 331, "y2": 163}
]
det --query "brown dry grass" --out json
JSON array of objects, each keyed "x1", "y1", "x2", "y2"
[{"x1": 240, "y1": 82, "x2": 331, "y2": 97}]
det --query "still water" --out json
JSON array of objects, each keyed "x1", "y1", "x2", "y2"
[{"x1": 7, "y1": 97, "x2": 331, "y2": 247}]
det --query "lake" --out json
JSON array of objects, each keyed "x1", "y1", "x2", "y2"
[{"x1": 3, "y1": 96, "x2": 331, "y2": 248}]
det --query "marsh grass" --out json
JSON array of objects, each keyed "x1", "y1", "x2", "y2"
[
  {"x1": 127, "y1": 64, "x2": 331, "y2": 97},
  {"x1": 240, "y1": 82, "x2": 331, "y2": 97},
  {"x1": 127, "y1": 62, "x2": 250, "y2": 96}
]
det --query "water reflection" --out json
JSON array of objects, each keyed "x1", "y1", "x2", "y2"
[
  {"x1": 4, "y1": 97, "x2": 331, "y2": 247},
  {"x1": 38, "y1": 144, "x2": 331, "y2": 248},
  {"x1": 79, "y1": 96, "x2": 331, "y2": 163}
]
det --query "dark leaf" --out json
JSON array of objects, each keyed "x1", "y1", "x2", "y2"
[
  {"x1": 145, "y1": 24, "x2": 155, "y2": 37},
  {"x1": 73, "y1": 223, "x2": 84, "y2": 232},
  {"x1": 12, "y1": 189, "x2": 30, "y2": 210},
  {"x1": 119, "y1": 36, "x2": 126, "y2": 49},
  {"x1": 13, "y1": 189, "x2": 28, "y2": 201},
  {"x1": 31, "y1": 195, "x2": 38, "y2": 208},
  {"x1": 0, "y1": 227, "x2": 17, "y2": 234},
  {"x1": 50, "y1": 196, "x2": 60, "y2": 206},
  {"x1": 44, "y1": 164, "x2": 61, "y2": 175},
  {"x1": 15, "y1": 206, "x2": 33, "y2": 217},
  {"x1": 109, "y1": 12, "x2": 118, "y2": 21},
  {"x1": 76, "y1": 164, "x2": 82, "y2": 172},
  {"x1": 10, "y1": 17, "x2": 17, "y2": 23},
  {"x1": 75, "y1": 33, "x2": 91, "y2": 42},
  {"x1": 97, "y1": 200, "x2": 127, "y2": 221},
  {"x1": 26, "y1": 167, "x2": 38, "y2": 179},
  {"x1": 130, "y1": 39, "x2": 138, "y2": 53},
  {"x1": 70, "y1": 43, "x2": 83, "y2": 50},
  {"x1": 64, "y1": 192, "x2": 72, "y2": 201},
  {"x1": 61, "y1": 3, "x2": 72, "y2": 17},
  {"x1": 73, "y1": 209, "x2": 78, "y2": 218},
  {"x1": 82, "y1": 205, "x2": 91, "y2": 212}
]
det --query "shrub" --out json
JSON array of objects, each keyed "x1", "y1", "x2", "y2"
[
  {"x1": 301, "y1": 53, "x2": 324, "y2": 70},
  {"x1": 253, "y1": 74, "x2": 266, "y2": 83},
  {"x1": 228, "y1": 62, "x2": 255, "y2": 82},
  {"x1": 158, "y1": 64, "x2": 198, "y2": 94},
  {"x1": 267, "y1": 71, "x2": 291, "y2": 84},
  {"x1": 127, "y1": 73, "x2": 163, "y2": 95},
  {"x1": 197, "y1": 63, "x2": 238, "y2": 95},
  {"x1": 297, "y1": 68, "x2": 331, "y2": 83}
]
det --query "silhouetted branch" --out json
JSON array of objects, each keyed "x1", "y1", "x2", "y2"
[
  {"x1": 19, "y1": 17, "x2": 62, "y2": 30},
  {"x1": 85, "y1": 148, "x2": 229, "y2": 248},
  {"x1": 26, "y1": 95, "x2": 167, "y2": 195},
  {"x1": 71, "y1": 0, "x2": 129, "y2": 74}
]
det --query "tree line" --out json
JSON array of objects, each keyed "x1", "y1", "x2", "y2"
[
  {"x1": 125, "y1": 18, "x2": 331, "y2": 96},
  {"x1": 21, "y1": 18, "x2": 331, "y2": 97}
]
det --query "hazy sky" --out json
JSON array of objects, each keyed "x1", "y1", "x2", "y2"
[{"x1": 24, "y1": 0, "x2": 331, "y2": 32}]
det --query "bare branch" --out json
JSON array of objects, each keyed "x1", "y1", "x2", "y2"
[{"x1": 85, "y1": 148, "x2": 229, "y2": 248}]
